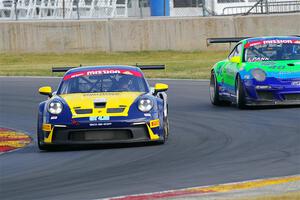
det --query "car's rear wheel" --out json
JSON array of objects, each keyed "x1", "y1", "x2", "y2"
[
  {"x1": 210, "y1": 71, "x2": 223, "y2": 106},
  {"x1": 236, "y1": 76, "x2": 247, "y2": 109}
]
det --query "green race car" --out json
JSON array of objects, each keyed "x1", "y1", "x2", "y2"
[{"x1": 208, "y1": 36, "x2": 300, "y2": 108}]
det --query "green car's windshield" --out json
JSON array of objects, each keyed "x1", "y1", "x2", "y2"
[
  {"x1": 58, "y1": 72, "x2": 149, "y2": 94},
  {"x1": 244, "y1": 42, "x2": 300, "y2": 62}
]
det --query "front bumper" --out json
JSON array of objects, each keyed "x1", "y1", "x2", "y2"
[
  {"x1": 41, "y1": 122, "x2": 161, "y2": 145},
  {"x1": 243, "y1": 78, "x2": 300, "y2": 106}
]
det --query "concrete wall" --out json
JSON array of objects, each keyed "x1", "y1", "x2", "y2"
[{"x1": 0, "y1": 13, "x2": 299, "y2": 53}]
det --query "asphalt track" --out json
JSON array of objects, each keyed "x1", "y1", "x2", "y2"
[{"x1": 0, "y1": 77, "x2": 299, "y2": 200}]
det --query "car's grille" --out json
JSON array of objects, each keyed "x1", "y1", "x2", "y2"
[
  {"x1": 69, "y1": 130, "x2": 133, "y2": 141},
  {"x1": 284, "y1": 94, "x2": 300, "y2": 101},
  {"x1": 107, "y1": 108, "x2": 125, "y2": 113},
  {"x1": 75, "y1": 109, "x2": 93, "y2": 114},
  {"x1": 257, "y1": 91, "x2": 274, "y2": 100},
  {"x1": 52, "y1": 126, "x2": 149, "y2": 143}
]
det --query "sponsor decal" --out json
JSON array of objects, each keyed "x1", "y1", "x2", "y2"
[
  {"x1": 268, "y1": 66, "x2": 286, "y2": 70},
  {"x1": 150, "y1": 119, "x2": 160, "y2": 128},
  {"x1": 292, "y1": 81, "x2": 300, "y2": 86},
  {"x1": 63, "y1": 69, "x2": 142, "y2": 80},
  {"x1": 248, "y1": 57, "x2": 270, "y2": 62},
  {"x1": 89, "y1": 122, "x2": 112, "y2": 127},
  {"x1": 0, "y1": 128, "x2": 31, "y2": 153},
  {"x1": 50, "y1": 116, "x2": 58, "y2": 120},
  {"x1": 89, "y1": 116, "x2": 110, "y2": 121},
  {"x1": 83, "y1": 93, "x2": 120, "y2": 96},
  {"x1": 245, "y1": 39, "x2": 300, "y2": 48}
]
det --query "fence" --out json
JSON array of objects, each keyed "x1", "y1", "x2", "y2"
[
  {"x1": 0, "y1": 0, "x2": 130, "y2": 20},
  {"x1": 0, "y1": 0, "x2": 299, "y2": 20},
  {"x1": 223, "y1": 0, "x2": 300, "y2": 15}
]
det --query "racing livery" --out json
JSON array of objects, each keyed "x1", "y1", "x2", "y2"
[
  {"x1": 37, "y1": 65, "x2": 169, "y2": 150},
  {"x1": 208, "y1": 36, "x2": 300, "y2": 108}
]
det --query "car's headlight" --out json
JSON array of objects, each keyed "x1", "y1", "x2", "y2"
[
  {"x1": 251, "y1": 68, "x2": 266, "y2": 82},
  {"x1": 48, "y1": 101, "x2": 63, "y2": 115},
  {"x1": 138, "y1": 98, "x2": 153, "y2": 112}
]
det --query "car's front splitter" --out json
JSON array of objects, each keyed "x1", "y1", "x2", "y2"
[
  {"x1": 41, "y1": 121, "x2": 163, "y2": 145},
  {"x1": 243, "y1": 78, "x2": 300, "y2": 105}
]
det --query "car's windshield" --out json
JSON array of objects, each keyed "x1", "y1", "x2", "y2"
[
  {"x1": 244, "y1": 40, "x2": 300, "y2": 62},
  {"x1": 58, "y1": 69, "x2": 149, "y2": 94}
]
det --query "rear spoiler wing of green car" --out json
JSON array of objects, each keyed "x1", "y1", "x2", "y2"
[
  {"x1": 207, "y1": 36, "x2": 300, "y2": 46},
  {"x1": 207, "y1": 37, "x2": 250, "y2": 46},
  {"x1": 52, "y1": 64, "x2": 166, "y2": 73}
]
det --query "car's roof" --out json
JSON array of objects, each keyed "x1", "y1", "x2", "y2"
[
  {"x1": 241, "y1": 36, "x2": 299, "y2": 43},
  {"x1": 64, "y1": 65, "x2": 142, "y2": 75}
]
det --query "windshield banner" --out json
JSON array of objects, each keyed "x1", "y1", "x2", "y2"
[
  {"x1": 245, "y1": 39, "x2": 300, "y2": 48},
  {"x1": 63, "y1": 69, "x2": 142, "y2": 80}
]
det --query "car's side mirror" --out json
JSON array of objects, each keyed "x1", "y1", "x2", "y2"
[
  {"x1": 154, "y1": 83, "x2": 168, "y2": 95},
  {"x1": 39, "y1": 86, "x2": 52, "y2": 97},
  {"x1": 230, "y1": 56, "x2": 241, "y2": 64}
]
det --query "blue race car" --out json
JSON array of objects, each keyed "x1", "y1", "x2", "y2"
[{"x1": 37, "y1": 65, "x2": 169, "y2": 150}]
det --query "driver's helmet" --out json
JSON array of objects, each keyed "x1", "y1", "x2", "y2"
[{"x1": 118, "y1": 75, "x2": 132, "y2": 91}]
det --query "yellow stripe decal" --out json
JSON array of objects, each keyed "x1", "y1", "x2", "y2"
[
  {"x1": 44, "y1": 127, "x2": 54, "y2": 144},
  {"x1": 147, "y1": 124, "x2": 160, "y2": 140}
]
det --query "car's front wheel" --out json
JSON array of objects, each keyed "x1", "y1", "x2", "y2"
[
  {"x1": 236, "y1": 76, "x2": 247, "y2": 109},
  {"x1": 158, "y1": 117, "x2": 169, "y2": 144},
  {"x1": 37, "y1": 133, "x2": 51, "y2": 151},
  {"x1": 37, "y1": 118, "x2": 51, "y2": 151}
]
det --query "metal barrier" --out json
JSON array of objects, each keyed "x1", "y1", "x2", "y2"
[
  {"x1": 223, "y1": 0, "x2": 300, "y2": 15},
  {"x1": 0, "y1": 0, "x2": 129, "y2": 20},
  {"x1": 0, "y1": 0, "x2": 300, "y2": 20}
]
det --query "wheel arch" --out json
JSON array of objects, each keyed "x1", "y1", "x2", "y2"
[{"x1": 158, "y1": 92, "x2": 168, "y2": 118}]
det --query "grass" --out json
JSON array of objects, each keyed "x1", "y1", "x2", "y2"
[{"x1": 0, "y1": 51, "x2": 227, "y2": 79}]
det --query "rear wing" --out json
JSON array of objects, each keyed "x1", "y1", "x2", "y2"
[
  {"x1": 207, "y1": 36, "x2": 300, "y2": 46},
  {"x1": 135, "y1": 64, "x2": 165, "y2": 70},
  {"x1": 52, "y1": 67, "x2": 75, "y2": 73},
  {"x1": 52, "y1": 64, "x2": 165, "y2": 73},
  {"x1": 207, "y1": 37, "x2": 250, "y2": 46}
]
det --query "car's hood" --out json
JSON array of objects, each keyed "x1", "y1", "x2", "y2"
[
  {"x1": 243, "y1": 60, "x2": 300, "y2": 79},
  {"x1": 60, "y1": 92, "x2": 143, "y2": 118}
]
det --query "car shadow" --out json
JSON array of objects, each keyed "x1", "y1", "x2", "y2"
[
  {"x1": 209, "y1": 101, "x2": 300, "y2": 111},
  {"x1": 38, "y1": 142, "x2": 163, "y2": 152}
]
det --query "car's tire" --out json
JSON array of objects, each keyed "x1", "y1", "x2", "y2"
[
  {"x1": 37, "y1": 118, "x2": 51, "y2": 151},
  {"x1": 158, "y1": 117, "x2": 169, "y2": 144},
  {"x1": 38, "y1": 142, "x2": 50, "y2": 151},
  {"x1": 236, "y1": 75, "x2": 247, "y2": 109},
  {"x1": 37, "y1": 133, "x2": 51, "y2": 151},
  {"x1": 210, "y1": 71, "x2": 222, "y2": 106}
]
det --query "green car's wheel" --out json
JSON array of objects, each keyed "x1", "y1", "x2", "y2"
[
  {"x1": 209, "y1": 71, "x2": 222, "y2": 106},
  {"x1": 236, "y1": 76, "x2": 247, "y2": 109}
]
